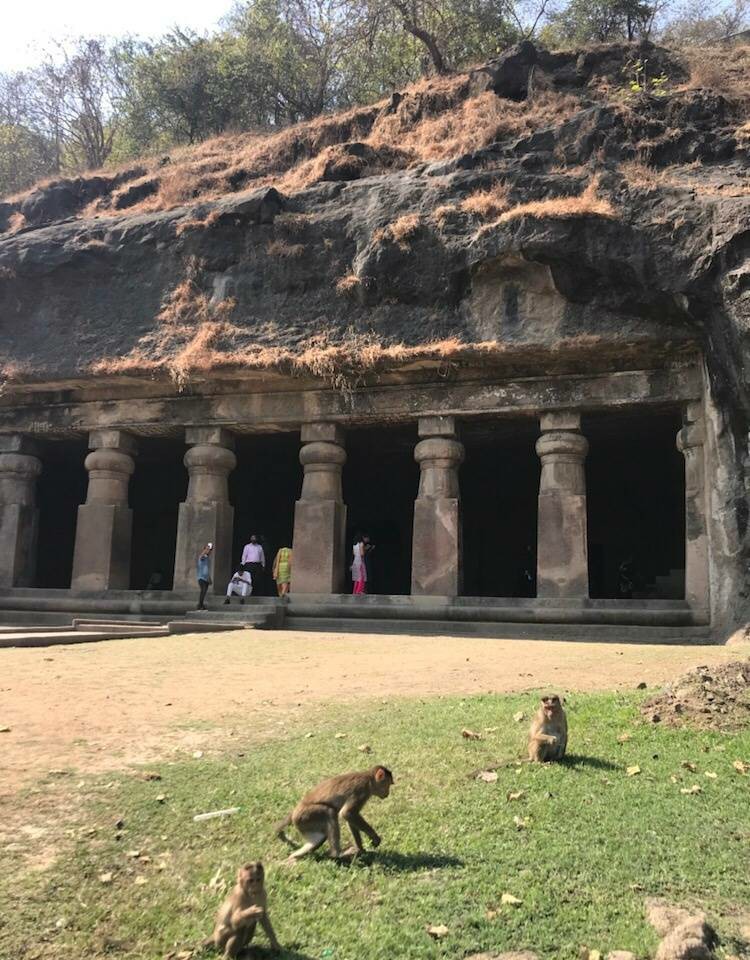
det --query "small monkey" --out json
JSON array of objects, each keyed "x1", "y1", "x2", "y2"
[
  {"x1": 205, "y1": 861, "x2": 280, "y2": 957},
  {"x1": 276, "y1": 765, "x2": 394, "y2": 861},
  {"x1": 528, "y1": 694, "x2": 568, "y2": 762}
]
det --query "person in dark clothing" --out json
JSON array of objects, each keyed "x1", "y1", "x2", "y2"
[
  {"x1": 363, "y1": 534, "x2": 376, "y2": 594},
  {"x1": 196, "y1": 543, "x2": 213, "y2": 610}
]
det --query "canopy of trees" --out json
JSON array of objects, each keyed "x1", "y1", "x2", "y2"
[{"x1": 0, "y1": 0, "x2": 747, "y2": 197}]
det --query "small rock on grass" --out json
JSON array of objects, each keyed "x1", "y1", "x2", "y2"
[{"x1": 606, "y1": 953, "x2": 636, "y2": 960}]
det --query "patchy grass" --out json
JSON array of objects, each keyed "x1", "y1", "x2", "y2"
[{"x1": 2, "y1": 691, "x2": 748, "y2": 960}]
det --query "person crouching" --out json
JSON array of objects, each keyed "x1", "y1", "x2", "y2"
[{"x1": 225, "y1": 564, "x2": 252, "y2": 604}]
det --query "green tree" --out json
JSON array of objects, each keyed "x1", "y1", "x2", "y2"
[{"x1": 542, "y1": 0, "x2": 656, "y2": 44}]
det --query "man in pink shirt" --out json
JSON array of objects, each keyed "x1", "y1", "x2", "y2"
[{"x1": 241, "y1": 534, "x2": 266, "y2": 596}]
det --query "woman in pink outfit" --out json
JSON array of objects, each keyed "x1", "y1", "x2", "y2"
[{"x1": 351, "y1": 535, "x2": 367, "y2": 595}]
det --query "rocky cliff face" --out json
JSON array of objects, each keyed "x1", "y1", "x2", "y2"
[{"x1": 0, "y1": 40, "x2": 748, "y2": 633}]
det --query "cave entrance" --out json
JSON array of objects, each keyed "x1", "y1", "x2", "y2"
[
  {"x1": 36, "y1": 438, "x2": 87, "y2": 589},
  {"x1": 585, "y1": 409, "x2": 685, "y2": 600},
  {"x1": 461, "y1": 418, "x2": 540, "y2": 598},
  {"x1": 129, "y1": 438, "x2": 186, "y2": 590},
  {"x1": 230, "y1": 432, "x2": 301, "y2": 597},
  {"x1": 343, "y1": 424, "x2": 418, "y2": 596}
]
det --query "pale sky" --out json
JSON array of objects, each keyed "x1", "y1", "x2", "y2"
[{"x1": 1, "y1": 0, "x2": 229, "y2": 71}]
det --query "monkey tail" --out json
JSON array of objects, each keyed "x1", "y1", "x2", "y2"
[{"x1": 275, "y1": 812, "x2": 294, "y2": 845}]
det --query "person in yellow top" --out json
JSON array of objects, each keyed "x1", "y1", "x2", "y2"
[{"x1": 272, "y1": 546, "x2": 292, "y2": 597}]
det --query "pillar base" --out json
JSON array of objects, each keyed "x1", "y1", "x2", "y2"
[
  {"x1": 0, "y1": 503, "x2": 39, "y2": 587},
  {"x1": 411, "y1": 497, "x2": 461, "y2": 596},
  {"x1": 291, "y1": 500, "x2": 347, "y2": 594},
  {"x1": 173, "y1": 501, "x2": 234, "y2": 593},
  {"x1": 536, "y1": 493, "x2": 588, "y2": 598},
  {"x1": 71, "y1": 503, "x2": 133, "y2": 591}
]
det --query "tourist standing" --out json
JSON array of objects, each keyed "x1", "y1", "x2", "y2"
[
  {"x1": 351, "y1": 534, "x2": 367, "y2": 595},
  {"x1": 272, "y1": 546, "x2": 293, "y2": 597},
  {"x1": 196, "y1": 543, "x2": 213, "y2": 610},
  {"x1": 241, "y1": 534, "x2": 266, "y2": 596}
]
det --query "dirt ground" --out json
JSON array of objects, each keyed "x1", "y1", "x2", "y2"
[{"x1": 1, "y1": 629, "x2": 748, "y2": 798}]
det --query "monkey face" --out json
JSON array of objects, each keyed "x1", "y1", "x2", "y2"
[
  {"x1": 373, "y1": 766, "x2": 394, "y2": 797},
  {"x1": 238, "y1": 861, "x2": 264, "y2": 891},
  {"x1": 541, "y1": 694, "x2": 562, "y2": 718}
]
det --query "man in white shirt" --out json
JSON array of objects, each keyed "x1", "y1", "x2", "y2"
[
  {"x1": 224, "y1": 565, "x2": 252, "y2": 604},
  {"x1": 241, "y1": 534, "x2": 266, "y2": 596}
]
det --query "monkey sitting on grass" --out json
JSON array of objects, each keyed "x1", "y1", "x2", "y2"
[
  {"x1": 205, "y1": 860, "x2": 280, "y2": 957},
  {"x1": 276, "y1": 765, "x2": 394, "y2": 862},
  {"x1": 528, "y1": 693, "x2": 568, "y2": 762}
]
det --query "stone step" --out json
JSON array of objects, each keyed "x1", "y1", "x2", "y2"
[
  {"x1": 286, "y1": 599, "x2": 705, "y2": 627},
  {"x1": 72, "y1": 621, "x2": 169, "y2": 636},
  {"x1": 167, "y1": 620, "x2": 254, "y2": 634},
  {"x1": 0, "y1": 628, "x2": 170, "y2": 648},
  {"x1": 284, "y1": 616, "x2": 715, "y2": 644}
]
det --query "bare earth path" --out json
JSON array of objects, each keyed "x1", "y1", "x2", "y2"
[{"x1": 1, "y1": 629, "x2": 748, "y2": 797}]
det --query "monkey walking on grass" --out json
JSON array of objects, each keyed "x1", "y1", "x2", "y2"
[
  {"x1": 528, "y1": 693, "x2": 568, "y2": 762},
  {"x1": 276, "y1": 765, "x2": 394, "y2": 862},
  {"x1": 205, "y1": 861, "x2": 280, "y2": 957}
]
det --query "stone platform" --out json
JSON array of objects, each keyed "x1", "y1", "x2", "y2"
[{"x1": 0, "y1": 588, "x2": 714, "y2": 645}]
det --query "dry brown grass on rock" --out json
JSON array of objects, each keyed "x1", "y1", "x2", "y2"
[
  {"x1": 433, "y1": 203, "x2": 458, "y2": 225},
  {"x1": 460, "y1": 182, "x2": 510, "y2": 219},
  {"x1": 6, "y1": 212, "x2": 27, "y2": 234},
  {"x1": 681, "y1": 42, "x2": 750, "y2": 96},
  {"x1": 335, "y1": 273, "x2": 361, "y2": 297},
  {"x1": 479, "y1": 176, "x2": 615, "y2": 233},
  {"x1": 373, "y1": 212, "x2": 422, "y2": 249},
  {"x1": 11, "y1": 73, "x2": 586, "y2": 217},
  {"x1": 266, "y1": 239, "x2": 305, "y2": 258}
]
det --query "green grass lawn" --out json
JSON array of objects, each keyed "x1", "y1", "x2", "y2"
[{"x1": 2, "y1": 691, "x2": 750, "y2": 960}]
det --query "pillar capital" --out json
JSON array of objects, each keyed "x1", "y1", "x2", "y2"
[
  {"x1": 0, "y1": 433, "x2": 40, "y2": 456},
  {"x1": 185, "y1": 426, "x2": 235, "y2": 449},
  {"x1": 300, "y1": 421, "x2": 345, "y2": 446},
  {"x1": 418, "y1": 415, "x2": 458, "y2": 439},
  {"x1": 539, "y1": 410, "x2": 581, "y2": 432},
  {"x1": 298, "y1": 427, "x2": 346, "y2": 503},
  {"x1": 84, "y1": 431, "x2": 137, "y2": 506},
  {"x1": 88, "y1": 429, "x2": 138, "y2": 456},
  {"x1": 535, "y1": 430, "x2": 588, "y2": 462},
  {"x1": 0, "y1": 452, "x2": 43, "y2": 488}
]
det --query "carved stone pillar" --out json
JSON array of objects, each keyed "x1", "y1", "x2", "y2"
[
  {"x1": 291, "y1": 422, "x2": 347, "y2": 594},
  {"x1": 0, "y1": 435, "x2": 42, "y2": 587},
  {"x1": 411, "y1": 416, "x2": 464, "y2": 597},
  {"x1": 173, "y1": 427, "x2": 236, "y2": 594},
  {"x1": 536, "y1": 411, "x2": 589, "y2": 599},
  {"x1": 677, "y1": 402, "x2": 710, "y2": 613},
  {"x1": 71, "y1": 430, "x2": 137, "y2": 591}
]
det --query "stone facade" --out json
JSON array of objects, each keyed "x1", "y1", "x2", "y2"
[{"x1": 0, "y1": 357, "x2": 739, "y2": 638}]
